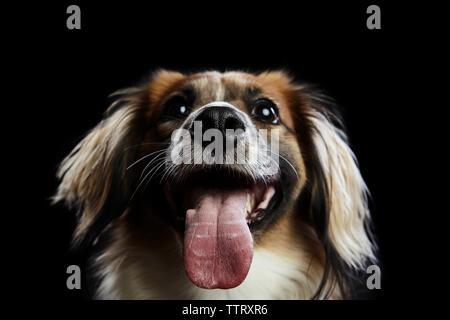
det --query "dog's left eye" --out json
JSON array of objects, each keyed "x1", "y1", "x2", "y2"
[
  {"x1": 252, "y1": 99, "x2": 280, "y2": 125},
  {"x1": 164, "y1": 96, "x2": 191, "y2": 119}
]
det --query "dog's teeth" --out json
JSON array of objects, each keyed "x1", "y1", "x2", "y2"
[{"x1": 245, "y1": 193, "x2": 252, "y2": 217}]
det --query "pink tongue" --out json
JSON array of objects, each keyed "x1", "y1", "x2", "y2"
[{"x1": 184, "y1": 188, "x2": 253, "y2": 289}]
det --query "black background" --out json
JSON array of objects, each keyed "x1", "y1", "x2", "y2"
[{"x1": 10, "y1": 0, "x2": 424, "y2": 314}]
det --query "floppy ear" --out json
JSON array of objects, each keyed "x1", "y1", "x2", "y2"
[
  {"x1": 53, "y1": 70, "x2": 185, "y2": 247},
  {"x1": 303, "y1": 92, "x2": 377, "y2": 297},
  {"x1": 53, "y1": 88, "x2": 145, "y2": 247},
  {"x1": 311, "y1": 110, "x2": 375, "y2": 265}
]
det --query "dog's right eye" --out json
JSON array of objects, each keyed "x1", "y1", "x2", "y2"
[{"x1": 164, "y1": 96, "x2": 191, "y2": 119}]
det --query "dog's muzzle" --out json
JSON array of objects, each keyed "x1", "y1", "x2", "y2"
[{"x1": 164, "y1": 102, "x2": 280, "y2": 289}]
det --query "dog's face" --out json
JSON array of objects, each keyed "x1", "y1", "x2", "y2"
[
  {"x1": 139, "y1": 71, "x2": 305, "y2": 289},
  {"x1": 55, "y1": 70, "x2": 375, "y2": 298}
]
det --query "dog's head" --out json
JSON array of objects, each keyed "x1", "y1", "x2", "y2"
[{"x1": 54, "y1": 70, "x2": 375, "y2": 298}]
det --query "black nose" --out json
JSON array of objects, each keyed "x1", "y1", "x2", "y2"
[{"x1": 191, "y1": 106, "x2": 246, "y2": 137}]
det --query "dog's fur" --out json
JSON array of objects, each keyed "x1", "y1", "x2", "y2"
[{"x1": 54, "y1": 70, "x2": 376, "y2": 299}]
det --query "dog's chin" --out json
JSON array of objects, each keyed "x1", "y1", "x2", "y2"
[{"x1": 163, "y1": 166, "x2": 281, "y2": 289}]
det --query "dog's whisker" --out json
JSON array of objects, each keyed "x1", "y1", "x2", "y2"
[
  {"x1": 164, "y1": 163, "x2": 182, "y2": 184},
  {"x1": 144, "y1": 160, "x2": 167, "y2": 189},
  {"x1": 159, "y1": 163, "x2": 176, "y2": 184},
  {"x1": 130, "y1": 158, "x2": 166, "y2": 200},
  {"x1": 139, "y1": 152, "x2": 167, "y2": 180},
  {"x1": 132, "y1": 164, "x2": 165, "y2": 200},
  {"x1": 140, "y1": 158, "x2": 166, "y2": 183},
  {"x1": 268, "y1": 150, "x2": 299, "y2": 179},
  {"x1": 127, "y1": 149, "x2": 167, "y2": 170},
  {"x1": 171, "y1": 163, "x2": 188, "y2": 184}
]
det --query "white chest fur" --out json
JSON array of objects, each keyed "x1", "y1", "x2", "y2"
[{"x1": 95, "y1": 244, "x2": 321, "y2": 300}]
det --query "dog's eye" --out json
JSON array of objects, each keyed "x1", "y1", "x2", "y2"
[
  {"x1": 164, "y1": 96, "x2": 191, "y2": 119},
  {"x1": 252, "y1": 99, "x2": 280, "y2": 125}
]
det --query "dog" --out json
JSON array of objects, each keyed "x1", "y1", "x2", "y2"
[{"x1": 53, "y1": 70, "x2": 376, "y2": 299}]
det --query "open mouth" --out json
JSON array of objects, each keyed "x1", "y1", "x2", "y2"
[{"x1": 164, "y1": 168, "x2": 279, "y2": 289}]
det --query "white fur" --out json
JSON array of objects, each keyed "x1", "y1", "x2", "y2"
[{"x1": 95, "y1": 238, "x2": 324, "y2": 300}]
